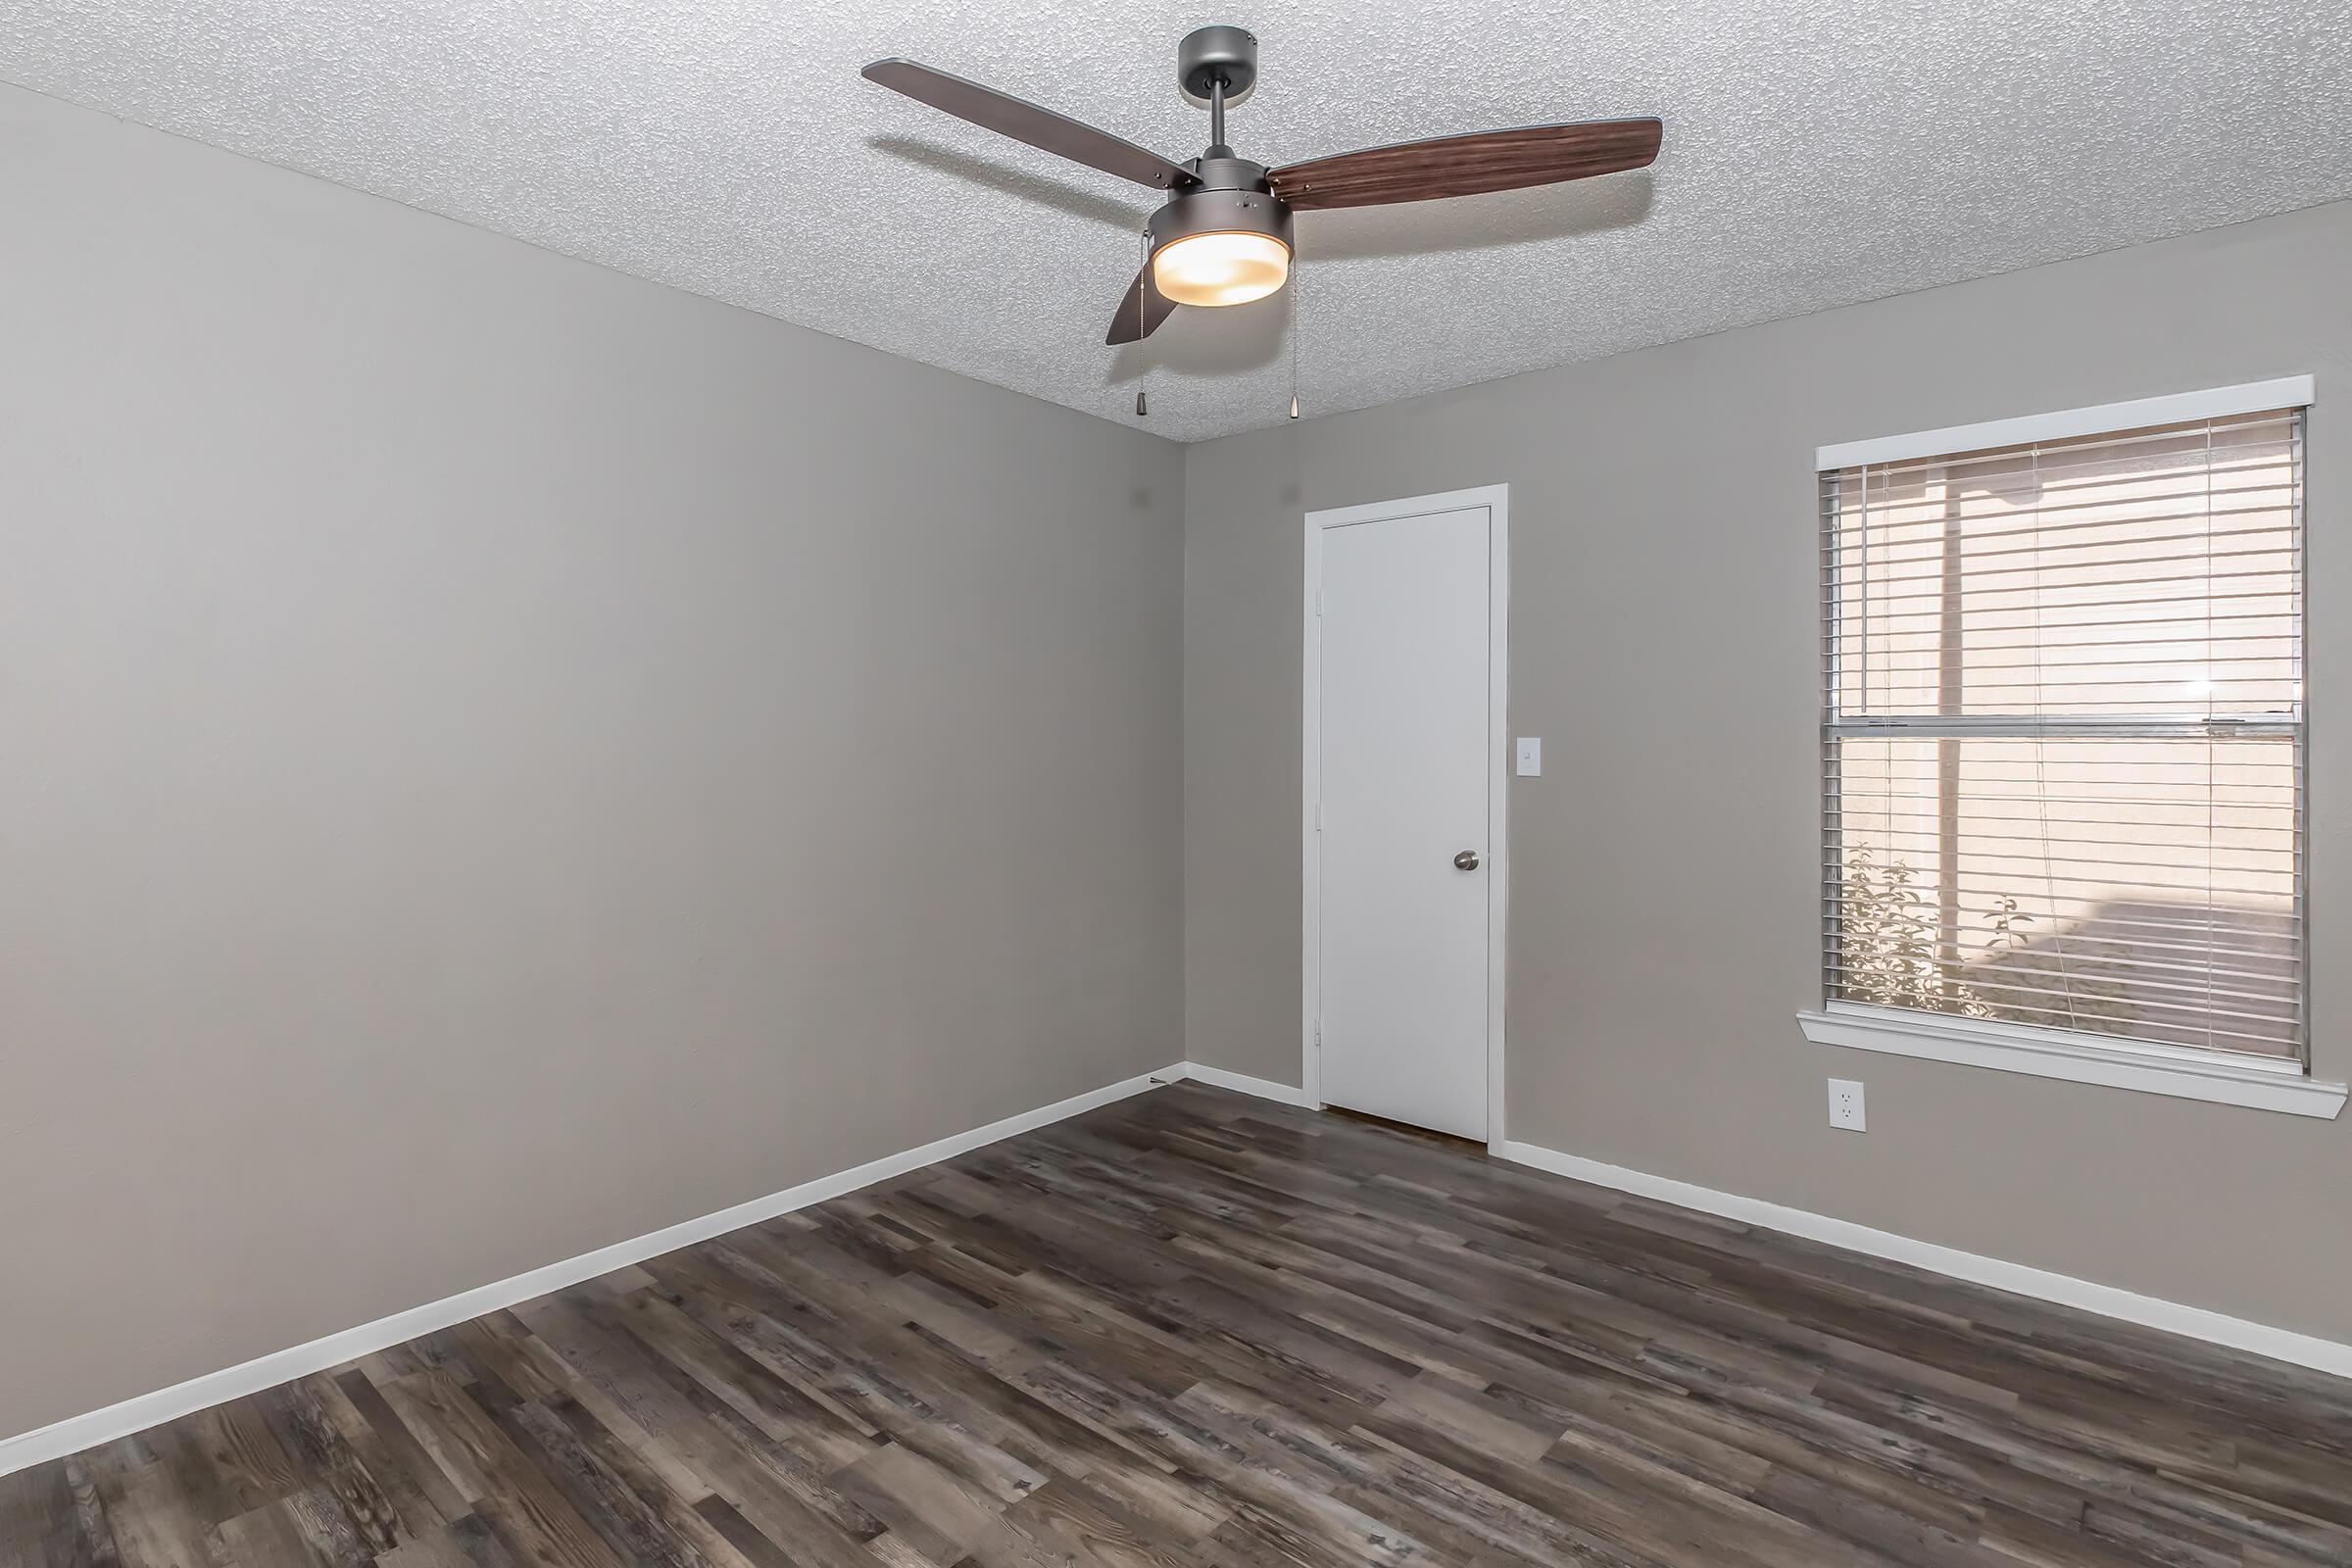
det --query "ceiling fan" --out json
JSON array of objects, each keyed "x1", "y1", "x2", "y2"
[{"x1": 863, "y1": 26, "x2": 1662, "y2": 345}]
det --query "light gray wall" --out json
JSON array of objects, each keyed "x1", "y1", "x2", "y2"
[
  {"x1": 0, "y1": 84, "x2": 1183, "y2": 1441},
  {"x1": 1184, "y1": 199, "x2": 2352, "y2": 1341}
]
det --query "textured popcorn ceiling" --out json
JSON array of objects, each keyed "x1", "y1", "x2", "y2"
[{"x1": 6, "y1": 1, "x2": 2349, "y2": 441}]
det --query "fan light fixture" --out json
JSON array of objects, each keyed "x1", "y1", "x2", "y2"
[
  {"x1": 1152, "y1": 230, "x2": 1291, "y2": 307},
  {"x1": 1141, "y1": 171, "x2": 1296, "y2": 317}
]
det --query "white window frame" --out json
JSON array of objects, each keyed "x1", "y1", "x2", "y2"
[{"x1": 1796, "y1": 377, "x2": 2344, "y2": 1119}]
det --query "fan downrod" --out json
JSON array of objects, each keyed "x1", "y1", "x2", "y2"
[{"x1": 1178, "y1": 25, "x2": 1256, "y2": 106}]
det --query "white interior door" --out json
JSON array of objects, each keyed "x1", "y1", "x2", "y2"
[{"x1": 1313, "y1": 502, "x2": 1495, "y2": 1140}]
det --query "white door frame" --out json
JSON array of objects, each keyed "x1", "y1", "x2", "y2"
[{"x1": 1302, "y1": 483, "x2": 1510, "y2": 1152}]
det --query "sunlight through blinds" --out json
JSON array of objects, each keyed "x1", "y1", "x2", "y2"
[{"x1": 1821, "y1": 405, "x2": 2306, "y2": 1061}]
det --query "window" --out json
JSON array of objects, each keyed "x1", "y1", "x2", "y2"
[{"x1": 1805, "y1": 380, "x2": 2337, "y2": 1114}]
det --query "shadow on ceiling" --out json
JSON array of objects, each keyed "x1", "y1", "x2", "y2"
[
  {"x1": 1105, "y1": 291, "x2": 1289, "y2": 380},
  {"x1": 1299, "y1": 171, "x2": 1653, "y2": 262},
  {"x1": 864, "y1": 135, "x2": 1144, "y2": 230}
]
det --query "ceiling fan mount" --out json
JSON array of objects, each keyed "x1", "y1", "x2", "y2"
[
  {"x1": 1176, "y1": 24, "x2": 1258, "y2": 106},
  {"x1": 861, "y1": 25, "x2": 1661, "y2": 347}
]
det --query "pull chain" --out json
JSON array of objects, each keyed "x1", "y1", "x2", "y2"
[
  {"x1": 1288, "y1": 268, "x2": 1300, "y2": 419},
  {"x1": 1135, "y1": 228, "x2": 1152, "y2": 418}
]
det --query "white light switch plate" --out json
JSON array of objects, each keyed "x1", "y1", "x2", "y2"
[
  {"x1": 1515, "y1": 737, "x2": 1543, "y2": 776},
  {"x1": 1828, "y1": 1078, "x2": 1866, "y2": 1131}
]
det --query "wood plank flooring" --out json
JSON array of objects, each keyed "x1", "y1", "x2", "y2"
[{"x1": 7, "y1": 1081, "x2": 2351, "y2": 1567}]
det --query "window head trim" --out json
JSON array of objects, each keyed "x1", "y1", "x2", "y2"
[{"x1": 1816, "y1": 375, "x2": 2315, "y2": 471}]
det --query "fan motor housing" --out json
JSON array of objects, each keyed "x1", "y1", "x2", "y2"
[{"x1": 1145, "y1": 159, "x2": 1292, "y2": 259}]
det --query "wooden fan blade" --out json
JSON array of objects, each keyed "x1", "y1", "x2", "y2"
[
  {"x1": 1106, "y1": 268, "x2": 1179, "y2": 345},
  {"x1": 1269, "y1": 118, "x2": 1661, "y2": 211},
  {"x1": 862, "y1": 59, "x2": 1197, "y2": 191}
]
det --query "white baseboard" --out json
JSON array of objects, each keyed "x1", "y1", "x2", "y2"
[
  {"x1": 1176, "y1": 1061, "x2": 1316, "y2": 1107},
  {"x1": 23, "y1": 1069, "x2": 2334, "y2": 1482},
  {"x1": 0, "y1": 1061, "x2": 1186, "y2": 1480},
  {"x1": 1497, "y1": 1140, "x2": 2352, "y2": 1381}
]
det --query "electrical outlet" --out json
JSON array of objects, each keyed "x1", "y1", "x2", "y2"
[{"x1": 1828, "y1": 1078, "x2": 1866, "y2": 1132}]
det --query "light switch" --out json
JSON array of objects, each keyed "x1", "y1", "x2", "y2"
[{"x1": 1515, "y1": 737, "x2": 1543, "y2": 776}]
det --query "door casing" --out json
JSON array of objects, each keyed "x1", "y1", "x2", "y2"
[{"x1": 1302, "y1": 483, "x2": 1509, "y2": 1152}]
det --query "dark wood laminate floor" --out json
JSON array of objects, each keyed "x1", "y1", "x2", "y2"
[{"x1": 8, "y1": 1083, "x2": 2351, "y2": 1568}]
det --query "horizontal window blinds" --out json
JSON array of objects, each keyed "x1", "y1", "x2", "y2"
[{"x1": 1822, "y1": 406, "x2": 2304, "y2": 1061}]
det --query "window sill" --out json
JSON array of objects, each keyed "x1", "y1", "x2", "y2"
[{"x1": 1796, "y1": 1004, "x2": 2346, "y2": 1119}]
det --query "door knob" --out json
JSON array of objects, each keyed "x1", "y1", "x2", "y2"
[{"x1": 1454, "y1": 850, "x2": 1481, "y2": 870}]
